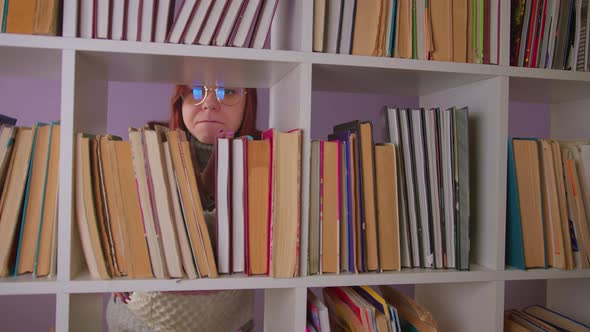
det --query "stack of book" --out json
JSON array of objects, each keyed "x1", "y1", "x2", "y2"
[
  {"x1": 507, "y1": 138, "x2": 590, "y2": 270},
  {"x1": 0, "y1": 0, "x2": 62, "y2": 36},
  {"x1": 313, "y1": 0, "x2": 500, "y2": 64},
  {"x1": 75, "y1": 125, "x2": 302, "y2": 279},
  {"x1": 505, "y1": 305, "x2": 590, "y2": 331},
  {"x1": 0, "y1": 120, "x2": 60, "y2": 279},
  {"x1": 307, "y1": 286, "x2": 439, "y2": 332},
  {"x1": 77, "y1": 0, "x2": 279, "y2": 49},
  {"x1": 511, "y1": 0, "x2": 590, "y2": 71}
]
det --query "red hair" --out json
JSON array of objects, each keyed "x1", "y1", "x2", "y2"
[{"x1": 170, "y1": 85, "x2": 260, "y2": 139}]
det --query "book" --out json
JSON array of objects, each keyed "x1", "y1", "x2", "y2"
[
  {"x1": 453, "y1": 107, "x2": 470, "y2": 270},
  {"x1": 94, "y1": 0, "x2": 111, "y2": 39},
  {"x1": 229, "y1": 0, "x2": 264, "y2": 47},
  {"x1": 214, "y1": 0, "x2": 247, "y2": 46},
  {"x1": 197, "y1": 0, "x2": 231, "y2": 45},
  {"x1": 425, "y1": 109, "x2": 444, "y2": 269},
  {"x1": 309, "y1": 140, "x2": 321, "y2": 275},
  {"x1": 325, "y1": 0, "x2": 343, "y2": 54},
  {"x1": 352, "y1": 0, "x2": 386, "y2": 56},
  {"x1": 338, "y1": 0, "x2": 357, "y2": 54},
  {"x1": 453, "y1": 0, "x2": 469, "y2": 62},
  {"x1": 321, "y1": 140, "x2": 341, "y2": 274},
  {"x1": 154, "y1": 0, "x2": 175, "y2": 43},
  {"x1": 140, "y1": 0, "x2": 156, "y2": 42},
  {"x1": 374, "y1": 143, "x2": 401, "y2": 271},
  {"x1": 182, "y1": 0, "x2": 214, "y2": 44},
  {"x1": 126, "y1": 0, "x2": 142, "y2": 41},
  {"x1": 231, "y1": 137, "x2": 250, "y2": 273},
  {"x1": 246, "y1": 139, "x2": 271, "y2": 275},
  {"x1": 249, "y1": 0, "x2": 280, "y2": 49},
  {"x1": 32, "y1": 0, "x2": 61, "y2": 36},
  {"x1": 5, "y1": 0, "x2": 35, "y2": 34},
  {"x1": 0, "y1": 126, "x2": 17, "y2": 200},
  {"x1": 0, "y1": 128, "x2": 33, "y2": 277},
  {"x1": 314, "y1": 0, "x2": 327, "y2": 52},
  {"x1": 166, "y1": 0, "x2": 199, "y2": 44},
  {"x1": 440, "y1": 108, "x2": 456, "y2": 268},
  {"x1": 216, "y1": 135, "x2": 232, "y2": 274},
  {"x1": 524, "y1": 305, "x2": 590, "y2": 331},
  {"x1": 265, "y1": 128, "x2": 302, "y2": 278},
  {"x1": 380, "y1": 285, "x2": 439, "y2": 332},
  {"x1": 110, "y1": 0, "x2": 126, "y2": 40},
  {"x1": 551, "y1": 140, "x2": 575, "y2": 269},
  {"x1": 0, "y1": 115, "x2": 17, "y2": 126},
  {"x1": 430, "y1": 0, "x2": 452, "y2": 61}
]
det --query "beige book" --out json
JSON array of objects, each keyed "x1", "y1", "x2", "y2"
[
  {"x1": 513, "y1": 140, "x2": 546, "y2": 268},
  {"x1": 76, "y1": 134, "x2": 110, "y2": 279},
  {"x1": 99, "y1": 136, "x2": 128, "y2": 276},
  {"x1": 321, "y1": 140, "x2": 340, "y2": 274},
  {"x1": 313, "y1": 0, "x2": 326, "y2": 52},
  {"x1": 430, "y1": 0, "x2": 452, "y2": 61},
  {"x1": 129, "y1": 128, "x2": 168, "y2": 279},
  {"x1": 359, "y1": 122, "x2": 379, "y2": 271},
  {"x1": 91, "y1": 136, "x2": 117, "y2": 277},
  {"x1": 0, "y1": 128, "x2": 33, "y2": 277},
  {"x1": 114, "y1": 141, "x2": 153, "y2": 278},
  {"x1": 180, "y1": 133, "x2": 218, "y2": 277},
  {"x1": 452, "y1": 0, "x2": 468, "y2": 62},
  {"x1": 144, "y1": 129, "x2": 183, "y2": 278},
  {"x1": 269, "y1": 130, "x2": 302, "y2": 278},
  {"x1": 5, "y1": 0, "x2": 34, "y2": 34},
  {"x1": 162, "y1": 139, "x2": 198, "y2": 279},
  {"x1": 375, "y1": 144, "x2": 401, "y2": 271},
  {"x1": 551, "y1": 141, "x2": 574, "y2": 269},
  {"x1": 32, "y1": 0, "x2": 61, "y2": 35},
  {"x1": 247, "y1": 140, "x2": 271, "y2": 275},
  {"x1": 18, "y1": 124, "x2": 50, "y2": 275},
  {"x1": 396, "y1": 0, "x2": 412, "y2": 58},
  {"x1": 539, "y1": 140, "x2": 566, "y2": 269},
  {"x1": 36, "y1": 124, "x2": 60, "y2": 277},
  {"x1": 563, "y1": 153, "x2": 590, "y2": 268},
  {"x1": 352, "y1": 0, "x2": 385, "y2": 56},
  {"x1": 380, "y1": 285, "x2": 439, "y2": 332}
]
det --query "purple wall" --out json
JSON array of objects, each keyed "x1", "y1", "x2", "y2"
[{"x1": 0, "y1": 77, "x2": 553, "y2": 330}]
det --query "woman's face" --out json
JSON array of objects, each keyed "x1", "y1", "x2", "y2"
[{"x1": 181, "y1": 86, "x2": 246, "y2": 144}]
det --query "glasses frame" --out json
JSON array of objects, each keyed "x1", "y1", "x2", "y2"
[{"x1": 181, "y1": 85, "x2": 247, "y2": 106}]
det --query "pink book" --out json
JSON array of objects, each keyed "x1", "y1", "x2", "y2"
[{"x1": 261, "y1": 128, "x2": 275, "y2": 276}]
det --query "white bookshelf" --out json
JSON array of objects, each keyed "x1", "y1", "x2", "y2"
[{"x1": 0, "y1": 0, "x2": 589, "y2": 330}]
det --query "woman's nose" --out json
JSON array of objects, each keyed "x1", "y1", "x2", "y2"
[{"x1": 201, "y1": 90, "x2": 220, "y2": 111}]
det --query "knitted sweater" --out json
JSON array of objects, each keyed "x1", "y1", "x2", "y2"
[{"x1": 105, "y1": 136, "x2": 254, "y2": 332}]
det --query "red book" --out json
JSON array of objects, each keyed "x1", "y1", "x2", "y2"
[
  {"x1": 484, "y1": 0, "x2": 490, "y2": 64},
  {"x1": 524, "y1": 0, "x2": 539, "y2": 67},
  {"x1": 531, "y1": 0, "x2": 548, "y2": 67}
]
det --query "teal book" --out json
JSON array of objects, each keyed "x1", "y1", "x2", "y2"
[
  {"x1": 506, "y1": 138, "x2": 526, "y2": 269},
  {"x1": 13, "y1": 123, "x2": 46, "y2": 276},
  {"x1": 1, "y1": 0, "x2": 8, "y2": 33}
]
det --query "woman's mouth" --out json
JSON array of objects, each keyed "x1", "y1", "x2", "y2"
[{"x1": 195, "y1": 120, "x2": 223, "y2": 125}]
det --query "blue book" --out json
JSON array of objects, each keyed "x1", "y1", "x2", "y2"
[
  {"x1": 388, "y1": 0, "x2": 398, "y2": 56},
  {"x1": 0, "y1": 114, "x2": 17, "y2": 126}
]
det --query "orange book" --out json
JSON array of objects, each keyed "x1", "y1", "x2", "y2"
[
  {"x1": 352, "y1": 0, "x2": 386, "y2": 56},
  {"x1": 247, "y1": 139, "x2": 271, "y2": 275},
  {"x1": 375, "y1": 144, "x2": 400, "y2": 271},
  {"x1": 5, "y1": 0, "x2": 35, "y2": 34},
  {"x1": 430, "y1": 0, "x2": 452, "y2": 61},
  {"x1": 452, "y1": 0, "x2": 468, "y2": 62}
]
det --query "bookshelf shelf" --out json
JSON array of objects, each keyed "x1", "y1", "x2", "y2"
[{"x1": 1, "y1": 0, "x2": 589, "y2": 330}]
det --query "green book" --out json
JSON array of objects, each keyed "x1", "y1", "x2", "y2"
[
  {"x1": 1, "y1": 0, "x2": 8, "y2": 33},
  {"x1": 474, "y1": 0, "x2": 484, "y2": 63}
]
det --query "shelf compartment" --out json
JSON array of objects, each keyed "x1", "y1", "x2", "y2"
[{"x1": 502, "y1": 268, "x2": 590, "y2": 281}]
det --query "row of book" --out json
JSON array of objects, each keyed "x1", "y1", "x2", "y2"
[
  {"x1": 0, "y1": 121, "x2": 60, "y2": 278},
  {"x1": 307, "y1": 286, "x2": 439, "y2": 332},
  {"x1": 510, "y1": 0, "x2": 590, "y2": 71},
  {"x1": 314, "y1": 0, "x2": 500, "y2": 64},
  {"x1": 507, "y1": 138, "x2": 590, "y2": 270},
  {"x1": 385, "y1": 107, "x2": 471, "y2": 271},
  {"x1": 0, "y1": 0, "x2": 61, "y2": 36},
  {"x1": 77, "y1": 0, "x2": 278, "y2": 48},
  {"x1": 75, "y1": 125, "x2": 302, "y2": 279},
  {"x1": 505, "y1": 305, "x2": 590, "y2": 331}
]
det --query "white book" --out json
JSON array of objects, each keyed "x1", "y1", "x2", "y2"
[
  {"x1": 411, "y1": 109, "x2": 433, "y2": 268},
  {"x1": 198, "y1": 0, "x2": 230, "y2": 45},
  {"x1": 141, "y1": 0, "x2": 156, "y2": 42},
  {"x1": 539, "y1": 0, "x2": 554, "y2": 68},
  {"x1": 230, "y1": 0, "x2": 264, "y2": 47},
  {"x1": 167, "y1": 0, "x2": 199, "y2": 44},
  {"x1": 154, "y1": 0, "x2": 174, "y2": 43},
  {"x1": 126, "y1": 0, "x2": 141, "y2": 41},
  {"x1": 144, "y1": 130, "x2": 183, "y2": 278},
  {"x1": 415, "y1": 0, "x2": 426, "y2": 60},
  {"x1": 182, "y1": 0, "x2": 214, "y2": 45},
  {"x1": 111, "y1": 0, "x2": 126, "y2": 40},
  {"x1": 163, "y1": 142, "x2": 198, "y2": 279},
  {"x1": 399, "y1": 109, "x2": 421, "y2": 268},
  {"x1": 425, "y1": 109, "x2": 443, "y2": 269},
  {"x1": 441, "y1": 108, "x2": 456, "y2": 268},
  {"x1": 546, "y1": 0, "x2": 561, "y2": 68},
  {"x1": 250, "y1": 0, "x2": 279, "y2": 49},
  {"x1": 385, "y1": 107, "x2": 411, "y2": 268},
  {"x1": 216, "y1": 138, "x2": 231, "y2": 274},
  {"x1": 79, "y1": 0, "x2": 93, "y2": 38},
  {"x1": 338, "y1": 0, "x2": 356, "y2": 54},
  {"x1": 232, "y1": 139, "x2": 246, "y2": 273},
  {"x1": 325, "y1": 0, "x2": 343, "y2": 53},
  {"x1": 214, "y1": 0, "x2": 246, "y2": 46},
  {"x1": 95, "y1": 0, "x2": 110, "y2": 39}
]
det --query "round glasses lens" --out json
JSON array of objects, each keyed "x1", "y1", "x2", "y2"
[{"x1": 220, "y1": 88, "x2": 245, "y2": 106}]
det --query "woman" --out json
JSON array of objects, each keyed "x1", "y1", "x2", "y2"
[{"x1": 106, "y1": 84, "x2": 260, "y2": 332}]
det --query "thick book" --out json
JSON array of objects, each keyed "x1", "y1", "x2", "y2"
[
  {"x1": 430, "y1": 0, "x2": 452, "y2": 61},
  {"x1": 216, "y1": 135, "x2": 232, "y2": 274},
  {"x1": 308, "y1": 141, "x2": 321, "y2": 275},
  {"x1": 229, "y1": 0, "x2": 264, "y2": 47},
  {"x1": 374, "y1": 144, "x2": 401, "y2": 271},
  {"x1": 321, "y1": 140, "x2": 341, "y2": 274},
  {"x1": 453, "y1": 107, "x2": 470, "y2": 271},
  {"x1": 265, "y1": 128, "x2": 302, "y2": 278},
  {"x1": 32, "y1": 0, "x2": 61, "y2": 36},
  {"x1": 338, "y1": 0, "x2": 357, "y2": 54},
  {"x1": 325, "y1": 0, "x2": 344, "y2": 54},
  {"x1": 231, "y1": 136, "x2": 250, "y2": 273},
  {"x1": 352, "y1": 0, "x2": 386, "y2": 56},
  {"x1": 249, "y1": 0, "x2": 280, "y2": 49},
  {"x1": 246, "y1": 139, "x2": 270, "y2": 275},
  {"x1": 166, "y1": 0, "x2": 199, "y2": 44},
  {"x1": 214, "y1": 0, "x2": 248, "y2": 46},
  {"x1": 154, "y1": 0, "x2": 176, "y2": 42},
  {"x1": 197, "y1": 0, "x2": 231, "y2": 45},
  {"x1": 182, "y1": 0, "x2": 213, "y2": 44},
  {"x1": 425, "y1": 109, "x2": 444, "y2": 269},
  {"x1": 5, "y1": 0, "x2": 34, "y2": 34},
  {"x1": 313, "y1": 0, "x2": 327, "y2": 52}
]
